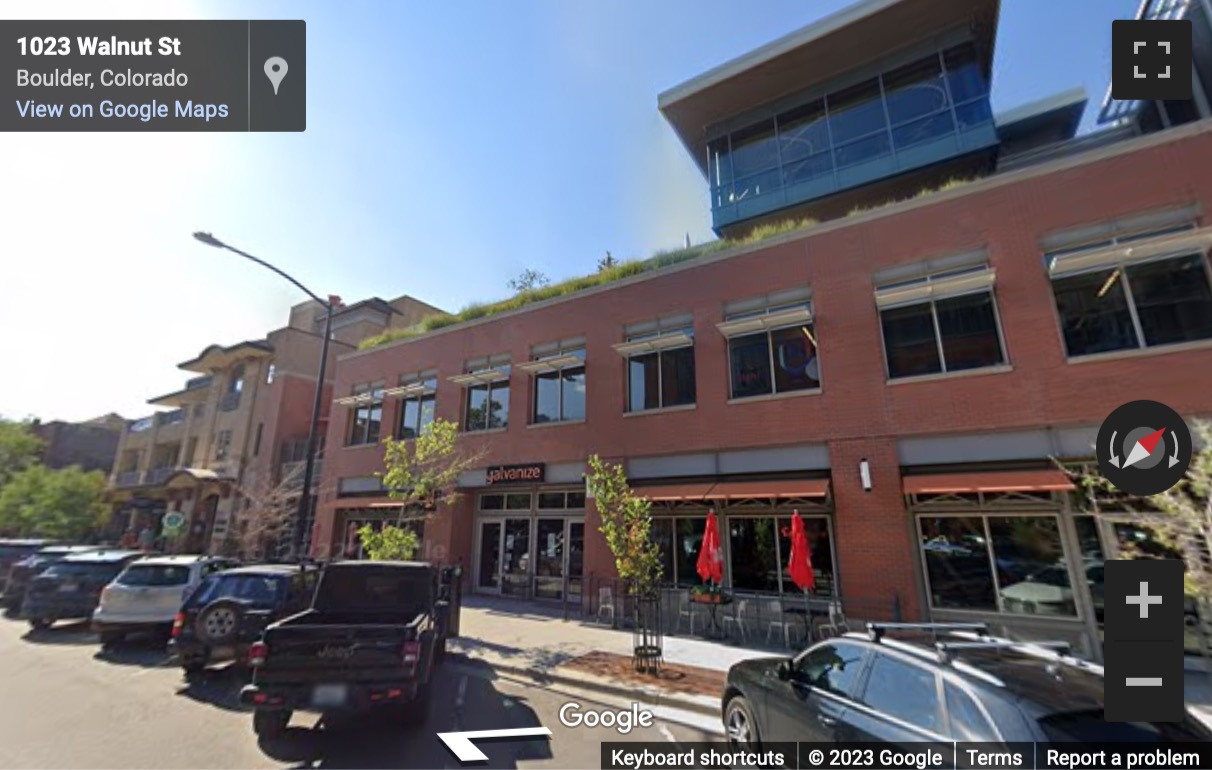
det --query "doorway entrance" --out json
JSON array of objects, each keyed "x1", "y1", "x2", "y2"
[{"x1": 475, "y1": 516, "x2": 584, "y2": 601}]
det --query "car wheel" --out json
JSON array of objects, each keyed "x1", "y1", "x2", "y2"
[
  {"x1": 195, "y1": 599, "x2": 245, "y2": 646},
  {"x1": 724, "y1": 695, "x2": 761, "y2": 750},
  {"x1": 28, "y1": 618, "x2": 52, "y2": 631},
  {"x1": 253, "y1": 709, "x2": 290, "y2": 738}
]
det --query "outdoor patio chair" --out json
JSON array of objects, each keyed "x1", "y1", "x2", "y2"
[
  {"x1": 814, "y1": 599, "x2": 850, "y2": 639},
  {"x1": 764, "y1": 599, "x2": 795, "y2": 648},
  {"x1": 676, "y1": 590, "x2": 700, "y2": 636},
  {"x1": 721, "y1": 598, "x2": 750, "y2": 642},
  {"x1": 597, "y1": 586, "x2": 616, "y2": 624}
]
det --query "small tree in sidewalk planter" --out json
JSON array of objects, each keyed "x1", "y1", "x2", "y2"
[
  {"x1": 585, "y1": 455, "x2": 664, "y2": 672},
  {"x1": 356, "y1": 418, "x2": 485, "y2": 561},
  {"x1": 1064, "y1": 419, "x2": 1212, "y2": 659}
]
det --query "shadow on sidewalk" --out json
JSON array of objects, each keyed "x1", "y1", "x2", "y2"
[
  {"x1": 175, "y1": 665, "x2": 250, "y2": 713},
  {"x1": 255, "y1": 665, "x2": 551, "y2": 769},
  {"x1": 450, "y1": 637, "x2": 579, "y2": 671},
  {"x1": 20, "y1": 621, "x2": 99, "y2": 647}
]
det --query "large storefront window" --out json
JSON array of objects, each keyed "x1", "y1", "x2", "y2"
[
  {"x1": 654, "y1": 513, "x2": 834, "y2": 595},
  {"x1": 341, "y1": 513, "x2": 423, "y2": 560},
  {"x1": 919, "y1": 514, "x2": 1075, "y2": 617}
]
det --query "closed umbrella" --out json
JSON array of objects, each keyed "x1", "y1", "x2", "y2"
[
  {"x1": 787, "y1": 511, "x2": 816, "y2": 641},
  {"x1": 696, "y1": 510, "x2": 724, "y2": 590}
]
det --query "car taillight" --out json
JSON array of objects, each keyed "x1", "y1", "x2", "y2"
[
  {"x1": 171, "y1": 612, "x2": 185, "y2": 639},
  {"x1": 401, "y1": 640, "x2": 421, "y2": 668},
  {"x1": 248, "y1": 641, "x2": 268, "y2": 667}
]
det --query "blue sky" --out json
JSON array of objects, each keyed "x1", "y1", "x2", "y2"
[{"x1": 0, "y1": 0, "x2": 1137, "y2": 422}]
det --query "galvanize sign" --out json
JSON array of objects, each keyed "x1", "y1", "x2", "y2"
[{"x1": 485, "y1": 463, "x2": 545, "y2": 485}]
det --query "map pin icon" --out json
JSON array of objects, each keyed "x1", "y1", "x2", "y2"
[{"x1": 264, "y1": 56, "x2": 288, "y2": 95}]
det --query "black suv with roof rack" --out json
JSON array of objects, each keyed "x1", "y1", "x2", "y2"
[{"x1": 721, "y1": 622, "x2": 1210, "y2": 757}]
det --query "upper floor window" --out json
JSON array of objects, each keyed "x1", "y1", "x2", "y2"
[
  {"x1": 450, "y1": 354, "x2": 511, "y2": 432},
  {"x1": 228, "y1": 365, "x2": 245, "y2": 394},
  {"x1": 266, "y1": 364, "x2": 276, "y2": 385},
  {"x1": 613, "y1": 314, "x2": 696, "y2": 412},
  {"x1": 344, "y1": 381, "x2": 384, "y2": 446},
  {"x1": 214, "y1": 429, "x2": 232, "y2": 461},
  {"x1": 718, "y1": 289, "x2": 819, "y2": 400},
  {"x1": 386, "y1": 371, "x2": 437, "y2": 440},
  {"x1": 518, "y1": 337, "x2": 586, "y2": 424},
  {"x1": 874, "y1": 249, "x2": 1004, "y2": 379},
  {"x1": 1043, "y1": 209, "x2": 1212, "y2": 358}
]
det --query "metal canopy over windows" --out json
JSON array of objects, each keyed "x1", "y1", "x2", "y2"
[
  {"x1": 345, "y1": 382, "x2": 384, "y2": 446},
  {"x1": 722, "y1": 288, "x2": 820, "y2": 399},
  {"x1": 875, "y1": 249, "x2": 1006, "y2": 379},
  {"x1": 524, "y1": 338, "x2": 586, "y2": 424},
  {"x1": 383, "y1": 370, "x2": 437, "y2": 400},
  {"x1": 636, "y1": 479, "x2": 831, "y2": 502},
  {"x1": 457, "y1": 354, "x2": 511, "y2": 432},
  {"x1": 903, "y1": 470, "x2": 1075, "y2": 496},
  {"x1": 1044, "y1": 209, "x2": 1212, "y2": 358},
  {"x1": 617, "y1": 314, "x2": 696, "y2": 412}
]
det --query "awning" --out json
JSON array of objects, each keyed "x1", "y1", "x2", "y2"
[
  {"x1": 902, "y1": 469, "x2": 1075, "y2": 495},
  {"x1": 635, "y1": 479, "x2": 830, "y2": 502}
]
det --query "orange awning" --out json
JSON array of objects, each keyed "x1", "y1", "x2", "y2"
[
  {"x1": 708, "y1": 479, "x2": 831, "y2": 499},
  {"x1": 902, "y1": 469, "x2": 1075, "y2": 495},
  {"x1": 636, "y1": 479, "x2": 830, "y2": 502},
  {"x1": 636, "y1": 483, "x2": 716, "y2": 502}
]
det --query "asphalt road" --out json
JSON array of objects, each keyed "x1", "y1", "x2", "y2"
[{"x1": 0, "y1": 614, "x2": 721, "y2": 769}]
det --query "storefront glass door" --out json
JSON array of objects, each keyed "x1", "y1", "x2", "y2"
[
  {"x1": 502, "y1": 518, "x2": 531, "y2": 597},
  {"x1": 568, "y1": 522, "x2": 584, "y2": 601},
  {"x1": 477, "y1": 521, "x2": 502, "y2": 592},
  {"x1": 534, "y1": 518, "x2": 565, "y2": 600}
]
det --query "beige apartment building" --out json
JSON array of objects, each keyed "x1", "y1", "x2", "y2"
[{"x1": 105, "y1": 294, "x2": 444, "y2": 555}]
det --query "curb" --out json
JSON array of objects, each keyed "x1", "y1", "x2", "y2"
[{"x1": 448, "y1": 656, "x2": 721, "y2": 718}]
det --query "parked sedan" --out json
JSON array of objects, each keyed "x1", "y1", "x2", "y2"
[
  {"x1": 92, "y1": 555, "x2": 240, "y2": 644},
  {"x1": 21, "y1": 550, "x2": 146, "y2": 630},
  {"x1": 170, "y1": 563, "x2": 320, "y2": 675},
  {"x1": 3, "y1": 545, "x2": 102, "y2": 614},
  {"x1": 0, "y1": 539, "x2": 56, "y2": 596}
]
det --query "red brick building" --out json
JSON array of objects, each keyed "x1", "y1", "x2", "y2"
[{"x1": 315, "y1": 0, "x2": 1212, "y2": 660}]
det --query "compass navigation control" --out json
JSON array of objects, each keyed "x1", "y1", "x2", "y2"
[{"x1": 1096, "y1": 400, "x2": 1192, "y2": 497}]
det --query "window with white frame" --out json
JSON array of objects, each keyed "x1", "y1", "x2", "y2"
[
  {"x1": 613, "y1": 314, "x2": 696, "y2": 412},
  {"x1": 518, "y1": 337, "x2": 586, "y2": 423},
  {"x1": 1043, "y1": 207, "x2": 1212, "y2": 358},
  {"x1": 717, "y1": 288, "x2": 819, "y2": 400},
  {"x1": 388, "y1": 370, "x2": 437, "y2": 439},
  {"x1": 345, "y1": 381, "x2": 385, "y2": 446},
  {"x1": 874, "y1": 248, "x2": 1004, "y2": 379},
  {"x1": 449, "y1": 354, "x2": 511, "y2": 432}
]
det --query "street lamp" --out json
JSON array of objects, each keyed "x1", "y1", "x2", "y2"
[{"x1": 192, "y1": 231, "x2": 337, "y2": 560}]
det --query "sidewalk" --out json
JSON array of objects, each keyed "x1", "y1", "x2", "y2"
[
  {"x1": 448, "y1": 595, "x2": 773, "y2": 715},
  {"x1": 452, "y1": 595, "x2": 1212, "y2": 724}
]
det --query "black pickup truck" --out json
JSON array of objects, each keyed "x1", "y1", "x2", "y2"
[{"x1": 239, "y1": 560, "x2": 462, "y2": 738}]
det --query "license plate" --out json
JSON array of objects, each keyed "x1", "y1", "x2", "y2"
[
  {"x1": 311, "y1": 683, "x2": 348, "y2": 708},
  {"x1": 58, "y1": 582, "x2": 78, "y2": 592}
]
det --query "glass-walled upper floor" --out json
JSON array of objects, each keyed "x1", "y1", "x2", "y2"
[{"x1": 707, "y1": 42, "x2": 997, "y2": 231}]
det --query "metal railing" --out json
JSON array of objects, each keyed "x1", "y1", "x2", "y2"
[
  {"x1": 115, "y1": 471, "x2": 143, "y2": 487},
  {"x1": 156, "y1": 409, "x2": 186, "y2": 426},
  {"x1": 279, "y1": 460, "x2": 322, "y2": 489},
  {"x1": 146, "y1": 467, "x2": 177, "y2": 485},
  {"x1": 186, "y1": 375, "x2": 213, "y2": 390}
]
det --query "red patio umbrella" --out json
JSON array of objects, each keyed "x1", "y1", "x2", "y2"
[
  {"x1": 787, "y1": 512, "x2": 816, "y2": 593},
  {"x1": 696, "y1": 510, "x2": 724, "y2": 588}
]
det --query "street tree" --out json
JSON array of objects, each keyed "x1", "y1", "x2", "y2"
[
  {"x1": 0, "y1": 464, "x2": 108, "y2": 540},
  {"x1": 358, "y1": 418, "x2": 485, "y2": 560},
  {"x1": 1067, "y1": 419, "x2": 1212, "y2": 656},
  {"x1": 230, "y1": 456, "x2": 331, "y2": 560},
  {"x1": 585, "y1": 454, "x2": 663, "y2": 595},
  {"x1": 597, "y1": 251, "x2": 617, "y2": 272},
  {"x1": 507, "y1": 268, "x2": 550, "y2": 293},
  {"x1": 0, "y1": 418, "x2": 43, "y2": 489}
]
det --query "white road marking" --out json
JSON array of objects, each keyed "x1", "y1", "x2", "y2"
[{"x1": 659, "y1": 723, "x2": 678, "y2": 743}]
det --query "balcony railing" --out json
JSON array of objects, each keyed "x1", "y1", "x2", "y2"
[
  {"x1": 186, "y1": 375, "x2": 213, "y2": 390},
  {"x1": 115, "y1": 471, "x2": 143, "y2": 487},
  {"x1": 219, "y1": 392, "x2": 242, "y2": 412}
]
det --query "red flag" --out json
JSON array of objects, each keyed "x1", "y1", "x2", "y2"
[
  {"x1": 787, "y1": 512, "x2": 816, "y2": 592},
  {"x1": 696, "y1": 510, "x2": 724, "y2": 585}
]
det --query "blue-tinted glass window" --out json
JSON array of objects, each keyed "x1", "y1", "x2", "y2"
[
  {"x1": 708, "y1": 136, "x2": 732, "y2": 209},
  {"x1": 892, "y1": 111, "x2": 955, "y2": 150},
  {"x1": 732, "y1": 168, "x2": 781, "y2": 201},
  {"x1": 883, "y1": 56, "x2": 949, "y2": 125},
  {"x1": 783, "y1": 152, "x2": 833, "y2": 187},
  {"x1": 834, "y1": 132, "x2": 891, "y2": 168},
  {"x1": 954, "y1": 100, "x2": 993, "y2": 129},
  {"x1": 827, "y1": 79, "x2": 887, "y2": 143},
  {"x1": 944, "y1": 44, "x2": 986, "y2": 103},
  {"x1": 729, "y1": 332, "x2": 772, "y2": 399},
  {"x1": 729, "y1": 119, "x2": 779, "y2": 178},
  {"x1": 777, "y1": 99, "x2": 830, "y2": 162}
]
